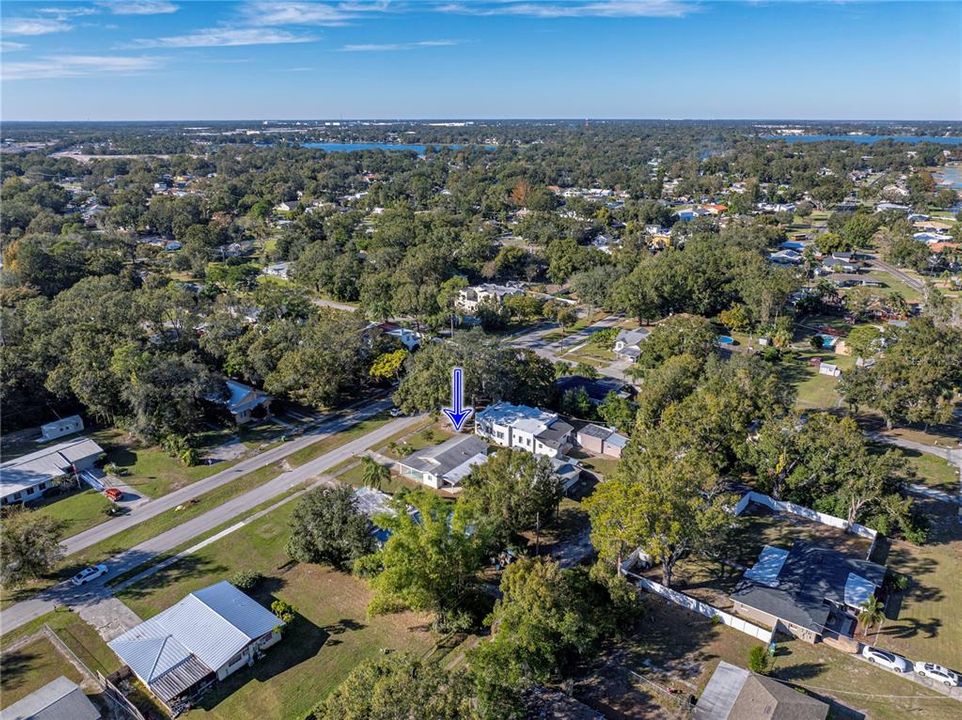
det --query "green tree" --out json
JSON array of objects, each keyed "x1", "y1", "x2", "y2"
[
  {"x1": 360, "y1": 456, "x2": 390, "y2": 491},
  {"x1": 0, "y1": 510, "x2": 65, "y2": 587},
  {"x1": 457, "y1": 449, "x2": 563, "y2": 546},
  {"x1": 286, "y1": 486, "x2": 376, "y2": 571},
  {"x1": 747, "y1": 645, "x2": 773, "y2": 675},
  {"x1": 598, "y1": 392, "x2": 637, "y2": 433},
  {"x1": 354, "y1": 490, "x2": 488, "y2": 624},
  {"x1": 314, "y1": 655, "x2": 474, "y2": 720},
  {"x1": 368, "y1": 349, "x2": 408, "y2": 383},
  {"x1": 858, "y1": 596, "x2": 886, "y2": 641},
  {"x1": 635, "y1": 314, "x2": 718, "y2": 370}
]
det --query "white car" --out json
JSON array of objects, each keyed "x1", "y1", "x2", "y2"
[
  {"x1": 70, "y1": 564, "x2": 108, "y2": 586},
  {"x1": 861, "y1": 645, "x2": 910, "y2": 673},
  {"x1": 914, "y1": 662, "x2": 960, "y2": 686}
]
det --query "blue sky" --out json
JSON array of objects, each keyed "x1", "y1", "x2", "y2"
[{"x1": 2, "y1": 1, "x2": 960, "y2": 121}]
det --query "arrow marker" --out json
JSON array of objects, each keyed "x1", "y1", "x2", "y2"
[{"x1": 442, "y1": 366, "x2": 474, "y2": 432}]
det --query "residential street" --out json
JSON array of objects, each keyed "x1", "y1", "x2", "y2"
[
  {"x1": 508, "y1": 315, "x2": 632, "y2": 382},
  {"x1": 61, "y1": 397, "x2": 395, "y2": 556},
  {"x1": 0, "y1": 412, "x2": 425, "y2": 634}
]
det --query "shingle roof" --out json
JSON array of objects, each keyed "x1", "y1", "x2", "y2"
[
  {"x1": 0, "y1": 676, "x2": 101, "y2": 720},
  {"x1": 695, "y1": 662, "x2": 829, "y2": 720},
  {"x1": 399, "y1": 434, "x2": 489, "y2": 480},
  {"x1": 1, "y1": 438, "x2": 104, "y2": 495}
]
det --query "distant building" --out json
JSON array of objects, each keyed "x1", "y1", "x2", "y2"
[
  {"x1": 40, "y1": 415, "x2": 84, "y2": 442},
  {"x1": 613, "y1": 328, "x2": 650, "y2": 362},
  {"x1": 694, "y1": 661, "x2": 829, "y2": 720},
  {"x1": 0, "y1": 676, "x2": 100, "y2": 720},
  {"x1": 262, "y1": 261, "x2": 290, "y2": 280},
  {"x1": 109, "y1": 581, "x2": 283, "y2": 714},
  {"x1": 553, "y1": 375, "x2": 634, "y2": 406},
  {"x1": 213, "y1": 380, "x2": 272, "y2": 425},
  {"x1": 1, "y1": 437, "x2": 104, "y2": 506},
  {"x1": 475, "y1": 403, "x2": 573, "y2": 459},
  {"x1": 396, "y1": 434, "x2": 489, "y2": 491},
  {"x1": 456, "y1": 284, "x2": 524, "y2": 313}
]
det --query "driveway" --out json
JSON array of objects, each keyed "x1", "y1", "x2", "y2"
[{"x1": 0, "y1": 412, "x2": 424, "y2": 635}]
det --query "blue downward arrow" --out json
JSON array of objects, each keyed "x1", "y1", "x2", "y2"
[{"x1": 442, "y1": 366, "x2": 474, "y2": 432}]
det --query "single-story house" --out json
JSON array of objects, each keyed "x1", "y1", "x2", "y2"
[
  {"x1": 553, "y1": 375, "x2": 634, "y2": 406},
  {"x1": 455, "y1": 284, "x2": 524, "y2": 313},
  {"x1": 731, "y1": 542, "x2": 886, "y2": 643},
  {"x1": 0, "y1": 437, "x2": 105, "y2": 506},
  {"x1": 378, "y1": 322, "x2": 422, "y2": 351},
  {"x1": 549, "y1": 456, "x2": 584, "y2": 492},
  {"x1": 217, "y1": 380, "x2": 272, "y2": 425},
  {"x1": 613, "y1": 328, "x2": 650, "y2": 362},
  {"x1": 0, "y1": 676, "x2": 100, "y2": 720},
  {"x1": 109, "y1": 581, "x2": 282, "y2": 713},
  {"x1": 40, "y1": 415, "x2": 84, "y2": 442},
  {"x1": 475, "y1": 403, "x2": 573, "y2": 459},
  {"x1": 818, "y1": 362, "x2": 841, "y2": 377},
  {"x1": 262, "y1": 261, "x2": 290, "y2": 280},
  {"x1": 820, "y1": 256, "x2": 860, "y2": 273},
  {"x1": 396, "y1": 434, "x2": 489, "y2": 491},
  {"x1": 828, "y1": 274, "x2": 883, "y2": 289},
  {"x1": 694, "y1": 661, "x2": 829, "y2": 720},
  {"x1": 575, "y1": 424, "x2": 628, "y2": 459},
  {"x1": 769, "y1": 249, "x2": 803, "y2": 265}
]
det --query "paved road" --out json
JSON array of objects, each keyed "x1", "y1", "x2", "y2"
[
  {"x1": 0, "y1": 413, "x2": 425, "y2": 635},
  {"x1": 508, "y1": 315, "x2": 632, "y2": 382},
  {"x1": 868, "y1": 432, "x2": 962, "y2": 503},
  {"x1": 312, "y1": 297, "x2": 359, "y2": 313},
  {"x1": 867, "y1": 256, "x2": 926, "y2": 293},
  {"x1": 60, "y1": 397, "x2": 395, "y2": 557}
]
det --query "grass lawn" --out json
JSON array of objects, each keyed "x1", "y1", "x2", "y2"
[
  {"x1": 873, "y1": 445, "x2": 960, "y2": 493},
  {"x1": 0, "y1": 636, "x2": 86, "y2": 709},
  {"x1": 29, "y1": 488, "x2": 113, "y2": 537},
  {"x1": 118, "y1": 502, "x2": 436, "y2": 720},
  {"x1": 572, "y1": 451, "x2": 620, "y2": 480},
  {"x1": 89, "y1": 427, "x2": 241, "y2": 499},
  {"x1": 859, "y1": 271, "x2": 924, "y2": 303},
  {"x1": 285, "y1": 414, "x2": 393, "y2": 468},
  {"x1": 576, "y1": 596, "x2": 957, "y2": 720},
  {"x1": 872, "y1": 498, "x2": 962, "y2": 670}
]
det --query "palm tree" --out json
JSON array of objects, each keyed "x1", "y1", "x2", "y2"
[
  {"x1": 361, "y1": 456, "x2": 390, "y2": 491},
  {"x1": 858, "y1": 596, "x2": 886, "y2": 642}
]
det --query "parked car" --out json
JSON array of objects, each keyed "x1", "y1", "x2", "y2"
[
  {"x1": 70, "y1": 564, "x2": 108, "y2": 586},
  {"x1": 104, "y1": 487, "x2": 123, "y2": 502},
  {"x1": 389, "y1": 406, "x2": 404, "y2": 417},
  {"x1": 861, "y1": 645, "x2": 910, "y2": 673},
  {"x1": 914, "y1": 662, "x2": 960, "y2": 686}
]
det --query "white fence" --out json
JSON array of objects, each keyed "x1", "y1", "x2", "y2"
[
  {"x1": 735, "y1": 490, "x2": 877, "y2": 540},
  {"x1": 632, "y1": 575, "x2": 774, "y2": 643}
]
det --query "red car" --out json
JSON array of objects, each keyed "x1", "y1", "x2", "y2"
[{"x1": 104, "y1": 487, "x2": 123, "y2": 502}]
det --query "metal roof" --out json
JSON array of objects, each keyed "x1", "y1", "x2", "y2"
[
  {"x1": 744, "y1": 546, "x2": 789, "y2": 587},
  {"x1": 110, "y1": 581, "x2": 281, "y2": 683},
  {"x1": 1, "y1": 438, "x2": 104, "y2": 495},
  {"x1": 0, "y1": 676, "x2": 101, "y2": 720}
]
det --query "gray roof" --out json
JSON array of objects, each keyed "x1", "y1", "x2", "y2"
[
  {"x1": 110, "y1": 581, "x2": 280, "y2": 689},
  {"x1": 553, "y1": 375, "x2": 631, "y2": 404},
  {"x1": 0, "y1": 676, "x2": 100, "y2": 720},
  {"x1": 695, "y1": 662, "x2": 828, "y2": 720},
  {"x1": 536, "y1": 420, "x2": 573, "y2": 448},
  {"x1": 578, "y1": 423, "x2": 614, "y2": 440},
  {"x1": 732, "y1": 541, "x2": 885, "y2": 632},
  {"x1": 223, "y1": 380, "x2": 271, "y2": 415},
  {"x1": 399, "y1": 434, "x2": 489, "y2": 480},
  {"x1": 1, "y1": 438, "x2": 104, "y2": 495},
  {"x1": 616, "y1": 328, "x2": 650, "y2": 347}
]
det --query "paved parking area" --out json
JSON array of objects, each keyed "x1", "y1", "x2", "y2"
[{"x1": 74, "y1": 596, "x2": 142, "y2": 642}]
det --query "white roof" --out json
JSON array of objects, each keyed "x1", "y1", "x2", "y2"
[
  {"x1": 744, "y1": 545, "x2": 789, "y2": 587},
  {"x1": 1, "y1": 437, "x2": 104, "y2": 496},
  {"x1": 110, "y1": 581, "x2": 280, "y2": 679},
  {"x1": 477, "y1": 402, "x2": 556, "y2": 435}
]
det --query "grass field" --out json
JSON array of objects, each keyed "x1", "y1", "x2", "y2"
[
  {"x1": 0, "y1": 636, "x2": 85, "y2": 709},
  {"x1": 873, "y1": 498, "x2": 962, "y2": 671},
  {"x1": 284, "y1": 413, "x2": 393, "y2": 467},
  {"x1": 117, "y1": 502, "x2": 436, "y2": 720},
  {"x1": 875, "y1": 445, "x2": 960, "y2": 493},
  {"x1": 29, "y1": 488, "x2": 113, "y2": 537}
]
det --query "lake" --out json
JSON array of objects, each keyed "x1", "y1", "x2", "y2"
[
  {"x1": 301, "y1": 142, "x2": 490, "y2": 153},
  {"x1": 760, "y1": 134, "x2": 962, "y2": 145}
]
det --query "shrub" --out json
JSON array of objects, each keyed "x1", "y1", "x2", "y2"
[
  {"x1": 747, "y1": 645, "x2": 773, "y2": 675},
  {"x1": 230, "y1": 569, "x2": 263, "y2": 591},
  {"x1": 809, "y1": 334, "x2": 824, "y2": 350},
  {"x1": 271, "y1": 599, "x2": 296, "y2": 624}
]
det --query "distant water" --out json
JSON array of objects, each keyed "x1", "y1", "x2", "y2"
[
  {"x1": 301, "y1": 142, "x2": 491, "y2": 153},
  {"x1": 761, "y1": 134, "x2": 962, "y2": 145},
  {"x1": 936, "y1": 165, "x2": 962, "y2": 189}
]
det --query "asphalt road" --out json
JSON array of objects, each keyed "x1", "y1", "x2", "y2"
[
  {"x1": 61, "y1": 397, "x2": 395, "y2": 557},
  {"x1": 508, "y1": 315, "x2": 632, "y2": 381},
  {"x1": 0, "y1": 411, "x2": 424, "y2": 634}
]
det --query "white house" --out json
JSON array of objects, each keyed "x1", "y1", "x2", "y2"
[
  {"x1": 109, "y1": 581, "x2": 282, "y2": 713},
  {"x1": 0, "y1": 437, "x2": 104, "y2": 506},
  {"x1": 40, "y1": 415, "x2": 84, "y2": 442},
  {"x1": 213, "y1": 380, "x2": 272, "y2": 424},
  {"x1": 396, "y1": 434, "x2": 489, "y2": 491},
  {"x1": 613, "y1": 328, "x2": 650, "y2": 362},
  {"x1": 769, "y1": 249, "x2": 803, "y2": 265},
  {"x1": 262, "y1": 262, "x2": 290, "y2": 280},
  {"x1": 474, "y1": 403, "x2": 573, "y2": 459},
  {"x1": 456, "y1": 284, "x2": 524, "y2": 313}
]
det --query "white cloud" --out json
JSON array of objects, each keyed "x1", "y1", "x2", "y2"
[
  {"x1": 1, "y1": 41, "x2": 28, "y2": 52},
  {"x1": 2, "y1": 54, "x2": 160, "y2": 81},
  {"x1": 2, "y1": 17, "x2": 72, "y2": 36},
  {"x1": 437, "y1": 1, "x2": 692, "y2": 18},
  {"x1": 340, "y1": 39, "x2": 458, "y2": 51},
  {"x1": 37, "y1": 6, "x2": 99, "y2": 17},
  {"x1": 129, "y1": 27, "x2": 316, "y2": 48},
  {"x1": 99, "y1": 1, "x2": 179, "y2": 14},
  {"x1": 239, "y1": 1, "x2": 393, "y2": 26}
]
